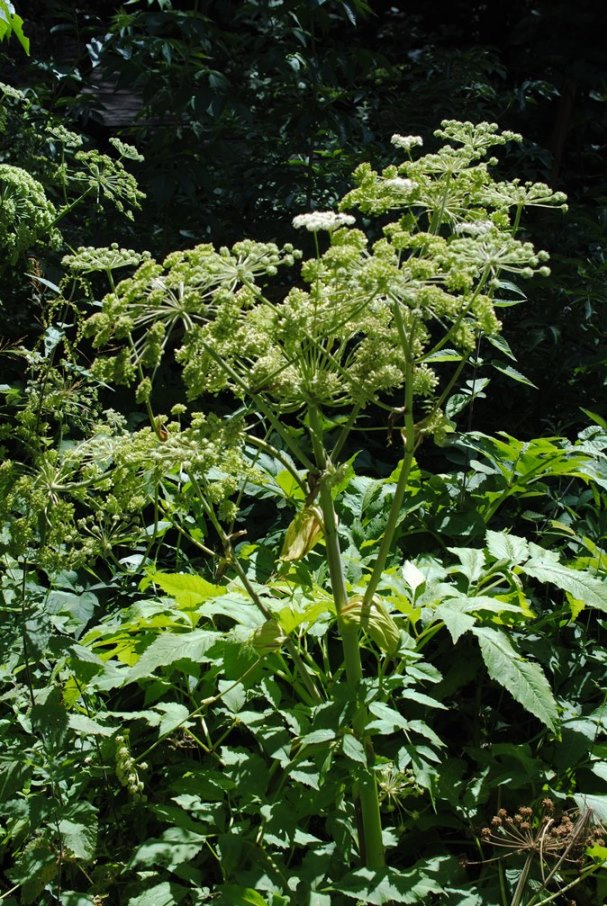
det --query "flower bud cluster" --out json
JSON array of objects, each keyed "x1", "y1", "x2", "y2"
[
  {"x1": 0, "y1": 164, "x2": 61, "y2": 264},
  {"x1": 85, "y1": 120, "x2": 566, "y2": 425},
  {"x1": 115, "y1": 734, "x2": 147, "y2": 802}
]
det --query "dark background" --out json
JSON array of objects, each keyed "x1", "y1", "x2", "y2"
[{"x1": 2, "y1": 0, "x2": 607, "y2": 435}]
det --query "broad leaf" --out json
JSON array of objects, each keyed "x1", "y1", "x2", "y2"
[
  {"x1": 335, "y1": 859, "x2": 449, "y2": 903},
  {"x1": 486, "y1": 530, "x2": 529, "y2": 564},
  {"x1": 473, "y1": 626, "x2": 558, "y2": 731},
  {"x1": 127, "y1": 882, "x2": 187, "y2": 906},
  {"x1": 58, "y1": 803, "x2": 98, "y2": 861},
  {"x1": 148, "y1": 572, "x2": 226, "y2": 608},
  {"x1": 215, "y1": 885, "x2": 270, "y2": 906},
  {"x1": 128, "y1": 629, "x2": 217, "y2": 680},
  {"x1": 129, "y1": 827, "x2": 205, "y2": 871},
  {"x1": 521, "y1": 547, "x2": 607, "y2": 611}
]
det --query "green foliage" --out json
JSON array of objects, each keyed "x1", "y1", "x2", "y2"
[
  {"x1": 0, "y1": 1, "x2": 28, "y2": 55},
  {"x1": 1, "y1": 121, "x2": 607, "y2": 905}
]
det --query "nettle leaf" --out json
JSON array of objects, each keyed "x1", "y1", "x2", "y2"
[
  {"x1": 9, "y1": 839, "x2": 58, "y2": 904},
  {"x1": 203, "y1": 591, "x2": 265, "y2": 628},
  {"x1": 422, "y1": 348, "x2": 463, "y2": 363},
  {"x1": 58, "y1": 802, "x2": 98, "y2": 861},
  {"x1": 68, "y1": 712, "x2": 115, "y2": 736},
  {"x1": 472, "y1": 626, "x2": 558, "y2": 731},
  {"x1": 154, "y1": 702, "x2": 192, "y2": 737},
  {"x1": 486, "y1": 530, "x2": 529, "y2": 564},
  {"x1": 147, "y1": 572, "x2": 226, "y2": 608},
  {"x1": 128, "y1": 629, "x2": 217, "y2": 680},
  {"x1": 491, "y1": 361, "x2": 538, "y2": 388}
]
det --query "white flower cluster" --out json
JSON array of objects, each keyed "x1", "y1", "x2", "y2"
[
  {"x1": 384, "y1": 177, "x2": 417, "y2": 193},
  {"x1": 454, "y1": 220, "x2": 495, "y2": 237},
  {"x1": 292, "y1": 211, "x2": 356, "y2": 232},
  {"x1": 391, "y1": 134, "x2": 424, "y2": 151}
]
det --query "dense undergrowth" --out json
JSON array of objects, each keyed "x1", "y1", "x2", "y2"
[{"x1": 1, "y1": 5, "x2": 607, "y2": 905}]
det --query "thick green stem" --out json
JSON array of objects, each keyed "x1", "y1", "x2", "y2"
[
  {"x1": 361, "y1": 300, "x2": 416, "y2": 620},
  {"x1": 50, "y1": 185, "x2": 95, "y2": 228},
  {"x1": 308, "y1": 406, "x2": 385, "y2": 870}
]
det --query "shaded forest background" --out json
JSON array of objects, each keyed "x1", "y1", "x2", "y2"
[{"x1": 2, "y1": 0, "x2": 607, "y2": 434}]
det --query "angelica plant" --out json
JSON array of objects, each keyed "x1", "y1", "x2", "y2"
[{"x1": 78, "y1": 120, "x2": 568, "y2": 870}]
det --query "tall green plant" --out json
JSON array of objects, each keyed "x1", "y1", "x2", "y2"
[
  {"x1": 7, "y1": 120, "x2": 607, "y2": 904},
  {"x1": 79, "y1": 120, "x2": 565, "y2": 870}
]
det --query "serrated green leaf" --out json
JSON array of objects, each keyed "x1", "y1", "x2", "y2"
[
  {"x1": 473, "y1": 626, "x2": 558, "y2": 731},
  {"x1": 277, "y1": 600, "x2": 330, "y2": 634},
  {"x1": 422, "y1": 348, "x2": 463, "y2": 363},
  {"x1": 148, "y1": 572, "x2": 226, "y2": 608},
  {"x1": 128, "y1": 629, "x2": 217, "y2": 680},
  {"x1": 491, "y1": 361, "x2": 538, "y2": 388},
  {"x1": 368, "y1": 702, "x2": 409, "y2": 733},
  {"x1": 521, "y1": 555, "x2": 607, "y2": 611},
  {"x1": 342, "y1": 733, "x2": 367, "y2": 764},
  {"x1": 275, "y1": 468, "x2": 305, "y2": 500},
  {"x1": 127, "y1": 881, "x2": 186, "y2": 906},
  {"x1": 404, "y1": 690, "x2": 446, "y2": 709},
  {"x1": 300, "y1": 728, "x2": 336, "y2": 746},
  {"x1": 68, "y1": 713, "x2": 114, "y2": 736},
  {"x1": 402, "y1": 561, "x2": 426, "y2": 593},
  {"x1": 58, "y1": 803, "x2": 97, "y2": 861},
  {"x1": 485, "y1": 332, "x2": 516, "y2": 360},
  {"x1": 573, "y1": 793, "x2": 607, "y2": 821},
  {"x1": 335, "y1": 862, "x2": 447, "y2": 903},
  {"x1": 154, "y1": 702, "x2": 191, "y2": 737},
  {"x1": 447, "y1": 546, "x2": 485, "y2": 582},
  {"x1": 486, "y1": 530, "x2": 529, "y2": 564},
  {"x1": 129, "y1": 827, "x2": 205, "y2": 871},
  {"x1": 434, "y1": 603, "x2": 475, "y2": 644},
  {"x1": 216, "y1": 885, "x2": 269, "y2": 906},
  {"x1": 251, "y1": 618, "x2": 287, "y2": 653}
]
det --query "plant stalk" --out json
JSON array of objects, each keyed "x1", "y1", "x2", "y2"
[
  {"x1": 308, "y1": 405, "x2": 385, "y2": 870},
  {"x1": 361, "y1": 298, "x2": 416, "y2": 621}
]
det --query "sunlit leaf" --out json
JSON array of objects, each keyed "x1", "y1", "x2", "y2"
[{"x1": 473, "y1": 626, "x2": 558, "y2": 731}]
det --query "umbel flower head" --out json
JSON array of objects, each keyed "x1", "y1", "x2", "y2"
[
  {"x1": 292, "y1": 211, "x2": 356, "y2": 232},
  {"x1": 479, "y1": 799, "x2": 605, "y2": 866},
  {"x1": 0, "y1": 164, "x2": 61, "y2": 264},
  {"x1": 87, "y1": 120, "x2": 566, "y2": 418}
]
